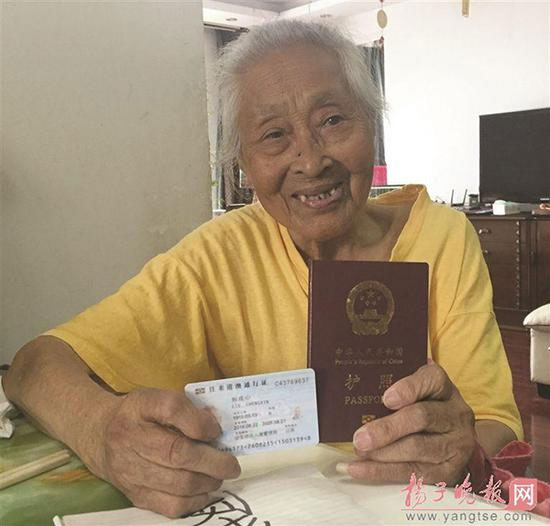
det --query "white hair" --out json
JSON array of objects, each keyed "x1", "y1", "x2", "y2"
[{"x1": 216, "y1": 19, "x2": 384, "y2": 173}]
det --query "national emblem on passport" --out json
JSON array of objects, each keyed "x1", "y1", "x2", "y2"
[
  {"x1": 307, "y1": 260, "x2": 428, "y2": 443},
  {"x1": 346, "y1": 280, "x2": 395, "y2": 336}
]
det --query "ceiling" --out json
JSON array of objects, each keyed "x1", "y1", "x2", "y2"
[
  {"x1": 203, "y1": 0, "x2": 401, "y2": 28},
  {"x1": 220, "y1": 0, "x2": 313, "y2": 12}
]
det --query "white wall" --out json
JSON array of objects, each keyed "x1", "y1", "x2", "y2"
[
  {"x1": 1, "y1": 2, "x2": 212, "y2": 364},
  {"x1": 343, "y1": 1, "x2": 550, "y2": 202}
]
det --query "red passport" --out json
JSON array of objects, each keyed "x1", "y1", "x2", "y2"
[{"x1": 307, "y1": 260, "x2": 428, "y2": 443}]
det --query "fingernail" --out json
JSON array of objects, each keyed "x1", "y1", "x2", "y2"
[
  {"x1": 353, "y1": 430, "x2": 372, "y2": 451},
  {"x1": 335, "y1": 462, "x2": 350, "y2": 476},
  {"x1": 383, "y1": 389, "x2": 401, "y2": 408}
]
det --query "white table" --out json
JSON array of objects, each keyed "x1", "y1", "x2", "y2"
[
  {"x1": 237, "y1": 444, "x2": 550, "y2": 526},
  {"x1": 53, "y1": 444, "x2": 550, "y2": 525}
]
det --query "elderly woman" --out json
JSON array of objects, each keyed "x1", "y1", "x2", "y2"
[{"x1": 4, "y1": 20, "x2": 520, "y2": 518}]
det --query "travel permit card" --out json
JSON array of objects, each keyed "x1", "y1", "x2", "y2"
[{"x1": 184, "y1": 369, "x2": 319, "y2": 456}]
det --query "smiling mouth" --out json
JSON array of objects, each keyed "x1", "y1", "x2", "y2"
[{"x1": 294, "y1": 182, "x2": 344, "y2": 209}]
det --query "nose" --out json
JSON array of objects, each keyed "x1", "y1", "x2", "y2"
[{"x1": 289, "y1": 130, "x2": 333, "y2": 177}]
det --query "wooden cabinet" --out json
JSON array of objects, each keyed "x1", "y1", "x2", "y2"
[{"x1": 467, "y1": 214, "x2": 550, "y2": 329}]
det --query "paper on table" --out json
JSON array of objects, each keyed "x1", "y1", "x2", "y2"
[
  {"x1": 53, "y1": 464, "x2": 375, "y2": 525},
  {"x1": 0, "y1": 376, "x2": 15, "y2": 438}
]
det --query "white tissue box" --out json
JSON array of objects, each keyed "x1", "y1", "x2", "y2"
[{"x1": 492, "y1": 200, "x2": 520, "y2": 215}]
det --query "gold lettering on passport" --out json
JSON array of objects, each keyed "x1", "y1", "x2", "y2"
[
  {"x1": 344, "y1": 374, "x2": 360, "y2": 391},
  {"x1": 334, "y1": 346, "x2": 404, "y2": 366},
  {"x1": 362, "y1": 415, "x2": 376, "y2": 424},
  {"x1": 346, "y1": 281, "x2": 395, "y2": 336},
  {"x1": 344, "y1": 394, "x2": 382, "y2": 405}
]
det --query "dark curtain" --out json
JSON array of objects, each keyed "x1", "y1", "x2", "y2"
[{"x1": 361, "y1": 41, "x2": 386, "y2": 168}]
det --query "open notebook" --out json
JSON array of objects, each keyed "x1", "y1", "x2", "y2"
[{"x1": 53, "y1": 464, "x2": 378, "y2": 525}]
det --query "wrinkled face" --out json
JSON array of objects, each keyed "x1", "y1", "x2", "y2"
[{"x1": 238, "y1": 43, "x2": 374, "y2": 244}]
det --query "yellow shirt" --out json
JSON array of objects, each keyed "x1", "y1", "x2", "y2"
[{"x1": 46, "y1": 185, "x2": 522, "y2": 440}]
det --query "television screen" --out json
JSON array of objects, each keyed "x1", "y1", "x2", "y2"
[{"x1": 479, "y1": 108, "x2": 550, "y2": 204}]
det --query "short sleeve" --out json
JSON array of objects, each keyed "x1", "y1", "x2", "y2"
[
  {"x1": 45, "y1": 253, "x2": 215, "y2": 393},
  {"x1": 432, "y1": 221, "x2": 523, "y2": 440}
]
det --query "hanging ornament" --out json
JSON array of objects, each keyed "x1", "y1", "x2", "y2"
[
  {"x1": 462, "y1": 0, "x2": 470, "y2": 17},
  {"x1": 377, "y1": 0, "x2": 388, "y2": 29}
]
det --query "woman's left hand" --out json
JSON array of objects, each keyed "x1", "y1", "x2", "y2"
[{"x1": 340, "y1": 362, "x2": 476, "y2": 485}]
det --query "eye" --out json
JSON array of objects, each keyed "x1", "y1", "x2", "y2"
[
  {"x1": 323, "y1": 115, "x2": 344, "y2": 127},
  {"x1": 263, "y1": 129, "x2": 284, "y2": 141}
]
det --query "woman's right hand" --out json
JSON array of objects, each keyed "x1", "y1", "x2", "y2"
[{"x1": 88, "y1": 387, "x2": 241, "y2": 518}]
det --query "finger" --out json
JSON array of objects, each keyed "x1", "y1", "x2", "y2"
[
  {"x1": 338, "y1": 460, "x2": 445, "y2": 485},
  {"x1": 353, "y1": 401, "x2": 453, "y2": 451},
  {"x1": 121, "y1": 451, "x2": 223, "y2": 496},
  {"x1": 136, "y1": 388, "x2": 221, "y2": 442},
  {"x1": 129, "y1": 485, "x2": 212, "y2": 519},
  {"x1": 356, "y1": 433, "x2": 452, "y2": 464},
  {"x1": 132, "y1": 422, "x2": 241, "y2": 480},
  {"x1": 342, "y1": 459, "x2": 415, "y2": 483},
  {"x1": 382, "y1": 363, "x2": 453, "y2": 410}
]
